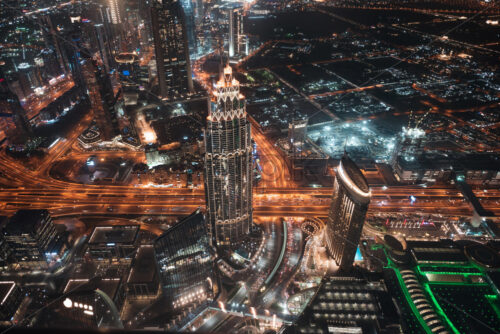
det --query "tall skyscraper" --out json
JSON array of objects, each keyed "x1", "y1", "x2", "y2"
[
  {"x1": 0, "y1": 67, "x2": 33, "y2": 145},
  {"x1": 180, "y1": 0, "x2": 197, "y2": 56},
  {"x1": 150, "y1": 0, "x2": 194, "y2": 99},
  {"x1": 204, "y1": 65, "x2": 253, "y2": 248},
  {"x1": 81, "y1": 60, "x2": 121, "y2": 140},
  {"x1": 154, "y1": 210, "x2": 216, "y2": 310},
  {"x1": 228, "y1": 7, "x2": 247, "y2": 58},
  {"x1": 40, "y1": 15, "x2": 69, "y2": 75},
  {"x1": 106, "y1": 0, "x2": 124, "y2": 25},
  {"x1": 325, "y1": 153, "x2": 371, "y2": 271}
]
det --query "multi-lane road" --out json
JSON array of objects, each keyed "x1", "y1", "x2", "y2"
[{"x1": 1, "y1": 112, "x2": 500, "y2": 222}]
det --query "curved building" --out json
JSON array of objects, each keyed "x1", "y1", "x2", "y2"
[
  {"x1": 325, "y1": 153, "x2": 371, "y2": 271},
  {"x1": 204, "y1": 65, "x2": 253, "y2": 247}
]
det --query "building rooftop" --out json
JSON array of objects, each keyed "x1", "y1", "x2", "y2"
[
  {"x1": 127, "y1": 245, "x2": 157, "y2": 284},
  {"x1": 88, "y1": 225, "x2": 139, "y2": 245},
  {"x1": 64, "y1": 278, "x2": 122, "y2": 301},
  {"x1": 398, "y1": 153, "x2": 500, "y2": 172},
  {"x1": 338, "y1": 153, "x2": 370, "y2": 198},
  {"x1": 285, "y1": 276, "x2": 399, "y2": 333}
]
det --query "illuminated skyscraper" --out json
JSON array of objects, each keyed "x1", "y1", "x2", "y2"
[
  {"x1": 150, "y1": 0, "x2": 194, "y2": 98},
  {"x1": 180, "y1": 0, "x2": 197, "y2": 56},
  {"x1": 204, "y1": 65, "x2": 253, "y2": 247},
  {"x1": 154, "y1": 210, "x2": 216, "y2": 310},
  {"x1": 228, "y1": 7, "x2": 247, "y2": 58},
  {"x1": 325, "y1": 153, "x2": 370, "y2": 271},
  {"x1": 106, "y1": 0, "x2": 123, "y2": 24}
]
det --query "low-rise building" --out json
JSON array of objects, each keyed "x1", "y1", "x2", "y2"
[
  {"x1": 285, "y1": 276, "x2": 401, "y2": 334},
  {"x1": 86, "y1": 225, "x2": 139, "y2": 263},
  {"x1": 394, "y1": 153, "x2": 500, "y2": 185}
]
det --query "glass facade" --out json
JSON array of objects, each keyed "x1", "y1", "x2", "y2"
[{"x1": 154, "y1": 210, "x2": 215, "y2": 309}]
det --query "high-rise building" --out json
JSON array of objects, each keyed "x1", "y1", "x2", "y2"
[
  {"x1": 204, "y1": 65, "x2": 253, "y2": 247},
  {"x1": 228, "y1": 7, "x2": 247, "y2": 58},
  {"x1": 2, "y1": 210, "x2": 64, "y2": 269},
  {"x1": 40, "y1": 15, "x2": 70, "y2": 75},
  {"x1": 150, "y1": 0, "x2": 194, "y2": 99},
  {"x1": 106, "y1": 0, "x2": 124, "y2": 24},
  {"x1": 0, "y1": 67, "x2": 33, "y2": 145},
  {"x1": 81, "y1": 60, "x2": 121, "y2": 140},
  {"x1": 180, "y1": 0, "x2": 197, "y2": 56},
  {"x1": 154, "y1": 210, "x2": 215, "y2": 310},
  {"x1": 325, "y1": 153, "x2": 370, "y2": 271}
]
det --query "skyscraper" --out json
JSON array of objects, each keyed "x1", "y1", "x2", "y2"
[
  {"x1": 2, "y1": 210, "x2": 63, "y2": 269},
  {"x1": 81, "y1": 60, "x2": 121, "y2": 140},
  {"x1": 150, "y1": 0, "x2": 194, "y2": 99},
  {"x1": 325, "y1": 153, "x2": 370, "y2": 271},
  {"x1": 154, "y1": 210, "x2": 215, "y2": 310},
  {"x1": 204, "y1": 64, "x2": 253, "y2": 248},
  {"x1": 0, "y1": 67, "x2": 33, "y2": 145},
  {"x1": 106, "y1": 0, "x2": 124, "y2": 25},
  {"x1": 180, "y1": 0, "x2": 197, "y2": 56},
  {"x1": 228, "y1": 7, "x2": 247, "y2": 58}
]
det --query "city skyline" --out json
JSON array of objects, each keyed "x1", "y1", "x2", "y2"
[{"x1": 0, "y1": 0, "x2": 499, "y2": 333}]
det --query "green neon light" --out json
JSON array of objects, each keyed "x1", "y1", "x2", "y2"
[
  {"x1": 422, "y1": 283, "x2": 460, "y2": 334},
  {"x1": 485, "y1": 295, "x2": 500, "y2": 319}
]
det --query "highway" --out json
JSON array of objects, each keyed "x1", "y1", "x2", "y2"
[{"x1": 1, "y1": 72, "x2": 499, "y2": 222}]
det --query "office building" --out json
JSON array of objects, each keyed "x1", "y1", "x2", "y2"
[
  {"x1": 325, "y1": 153, "x2": 371, "y2": 271},
  {"x1": 3, "y1": 210, "x2": 64, "y2": 269},
  {"x1": 204, "y1": 65, "x2": 253, "y2": 247},
  {"x1": 106, "y1": 0, "x2": 124, "y2": 25},
  {"x1": 150, "y1": 0, "x2": 194, "y2": 99},
  {"x1": 154, "y1": 210, "x2": 215, "y2": 310},
  {"x1": 228, "y1": 7, "x2": 247, "y2": 58},
  {"x1": 0, "y1": 67, "x2": 33, "y2": 145},
  {"x1": 81, "y1": 60, "x2": 121, "y2": 141},
  {"x1": 87, "y1": 225, "x2": 139, "y2": 263},
  {"x1": 180, "y1": 0, "x2": 197, "y2": 56}
]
